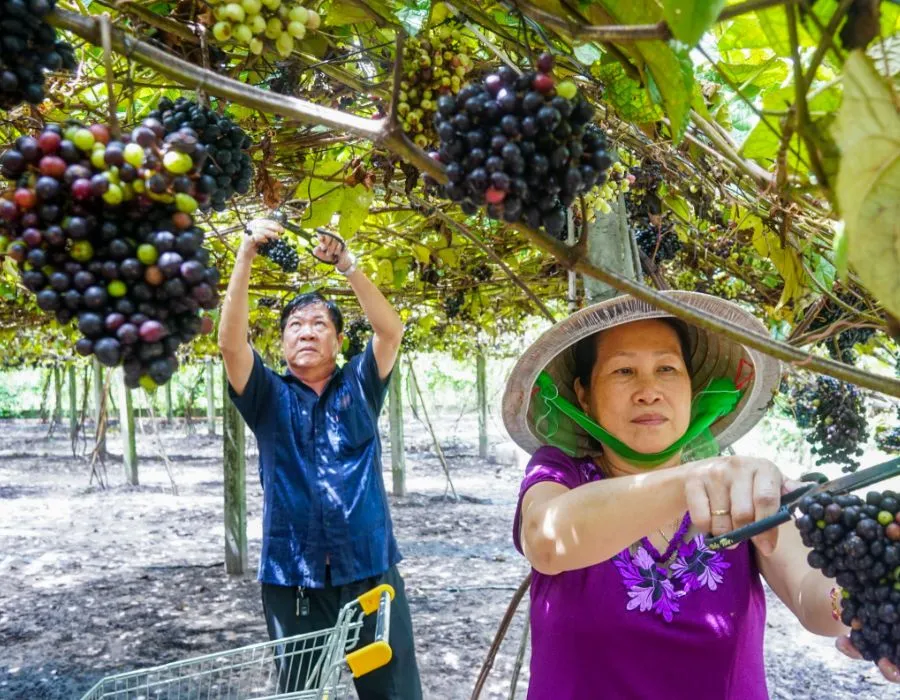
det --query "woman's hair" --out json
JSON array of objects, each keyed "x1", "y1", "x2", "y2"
[{"x1": 573, "y1": 317, "x2": 694, "y2": 389}]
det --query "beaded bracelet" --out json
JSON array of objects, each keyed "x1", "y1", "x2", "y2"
[{"x1": 830, "y1": 585, "x2": 843, "y2": 622}]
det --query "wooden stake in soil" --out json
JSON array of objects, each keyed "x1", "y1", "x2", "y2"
[
  {"x1": 477, "y1": 349, "x2": 488, "y2": 460},
  {"x1": 406, "y1": 358, "x2": 458, "y2": 501},
  {"x1": 120, "y1": 371, "x2": 138, "y2": 486},
  {"x1": 388, "y1": 360, "x2": 406, "y2": 497},
  {"x1": 165, "y1": 380, "x2": 174, "y2": 424},
  {"x1": 92, "y1": 358, "x2": 106, "y2": 457},
  {"x1": 68, "y1": 363, "x2": 77, "y2": 442},
  {"x1": 206, "y1": 359, "x2": 217, "y2": 436},
  {"x1": 223, "y1": 367, "x2": 247, "y2": 575}
]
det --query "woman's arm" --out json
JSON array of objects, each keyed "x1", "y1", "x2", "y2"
[
  {"x1": 521, "y1": 454, "x2": 784, "y2": 575},
  {"x1": 756, "y1": 520, "x2": 848, "y2": 636}
]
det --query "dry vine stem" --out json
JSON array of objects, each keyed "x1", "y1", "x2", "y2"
[
  {"x1": 51, "y1": 8, "x2": 900, "y2": 398},
  {"x1": 516, "y1": 225, "x2": 900, "y2": 399}
]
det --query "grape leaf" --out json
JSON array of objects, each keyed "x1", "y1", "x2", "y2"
[
  {"x1": 751, "y1": 218, "x2": 804, "y2": 308},
  {"x1": 833, "y1": 51, "x2": 900, "y2": 317},
  {"x1": 338, "y1": 186, "x2": 374, "y2": 240},
  {"x1": 302, "y1": 188, "x2": 342, "y2": 229},
  {"x1": 590, "y1": 1, "x2": 694, "y2": 142},
  {"x1": 396, "y1": 0, "x2": 431, "y2": 36},
  {"x1": 663, "y1": 0, "x2": 725, "y2": 46}
]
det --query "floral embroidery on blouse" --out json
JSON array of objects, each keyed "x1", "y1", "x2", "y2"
[{"x1": 613, "y1": 534, "x2": 730, "y2": 622}]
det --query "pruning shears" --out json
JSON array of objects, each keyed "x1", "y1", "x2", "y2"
[
  {"x1": 270, "y1": 208, "x2": 346, "y2": 266},
  {"x1": 705, "y1": 456, "x2": 900, "y2": 551}
]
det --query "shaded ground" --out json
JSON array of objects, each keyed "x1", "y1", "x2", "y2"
[{"x1": 0, "y1": 414, "x2": 897, "y2": 700}]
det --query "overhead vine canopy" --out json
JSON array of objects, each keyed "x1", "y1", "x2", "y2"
[{"x1": 0, "y1": 0, "x2": 898, "y2": 398}]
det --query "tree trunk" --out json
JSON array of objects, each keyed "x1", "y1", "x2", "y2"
[
  {"x1": 222, "y1": 366, "x2": 247, "y2": 574},
  {"x1": 206, "y1": 359, "x2": 216, "y2": 436},
  {"x1": 389, "y1": 360, "x2": 406, "y2": 497},
  {"x1": 120, "y1": 373, "x2": 138, "y2": 485},
  {"x1": 477, "y1": 349, "x2": 488, "y2": 460},
  {"x1": 68, "y1": 364, "x2": 77, "y2": 441}
]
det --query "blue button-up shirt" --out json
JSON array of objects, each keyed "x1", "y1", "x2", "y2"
[{"x1": 227, "y1": 340, "x2": 401, "y2": 588}]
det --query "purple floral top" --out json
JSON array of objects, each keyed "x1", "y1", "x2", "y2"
[{"x1": 513, "y1": 446, "x2": 768, "y2": 700}]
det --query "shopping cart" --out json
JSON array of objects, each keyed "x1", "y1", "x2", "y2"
[{"x1": 80, "y1": 584, "x2": 394, "y2": 700}]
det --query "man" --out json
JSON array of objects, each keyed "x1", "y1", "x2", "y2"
[{"x1": 218, "y1": 218, "x2": 422, "y2": 699}]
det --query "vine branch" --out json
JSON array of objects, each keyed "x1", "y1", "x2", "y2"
[{"x1": 513, "y1": 225, "x2": 900, "y2": 398}]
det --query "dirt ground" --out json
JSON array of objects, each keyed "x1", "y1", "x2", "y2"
[{"x1": 0, "y1": 412, "x2": 898, "y2": 700}]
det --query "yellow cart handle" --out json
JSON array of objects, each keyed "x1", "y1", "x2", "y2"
[{"x1": 346, "y1": 584, "x2": 394, "y2": 679}]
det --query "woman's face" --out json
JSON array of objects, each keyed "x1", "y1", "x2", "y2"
[{"x1": 574, "y1": 319, "x2": 693, "y2": 459}]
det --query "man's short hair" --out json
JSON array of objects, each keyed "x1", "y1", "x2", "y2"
[{"x1": 279, "y1": 292, "x2": 344, "y2": 335}]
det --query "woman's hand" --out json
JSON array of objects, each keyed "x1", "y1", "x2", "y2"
[
  {"x1": 239, "y1": 218, "x2": 283, "y2": 261},
  {"x1": 836, "y1": 634, "x2": 900, "y2": 682},
  {"x1": 681, "y1": 456, "x2": 784, "y2": 555}
]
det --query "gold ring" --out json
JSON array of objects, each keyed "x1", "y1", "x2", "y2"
[{"x1": 711, "y1": 509, "x2": 730, "y2": 516}]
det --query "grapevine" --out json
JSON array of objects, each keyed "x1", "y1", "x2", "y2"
[{"x1": 431, "y1": 53, "x2": 614, "y2": 239}]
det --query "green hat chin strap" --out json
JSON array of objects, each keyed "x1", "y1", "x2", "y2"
[{"x1": 534, "y1": 371, "x2": 743, "y2": 468}]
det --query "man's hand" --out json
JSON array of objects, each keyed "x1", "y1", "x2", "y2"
[
  {"x1": 313, "y1": 232, "x2": 352, "y2": 271},
  {"x1": 240, "y1": 219, "x2": 284, "y2": 261}
]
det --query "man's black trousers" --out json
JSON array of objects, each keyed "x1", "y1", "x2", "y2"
[{"x1": 261, "y1": 565, "x2": 423, "y2": 699}]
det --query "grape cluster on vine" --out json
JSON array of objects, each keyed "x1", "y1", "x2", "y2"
[
  {"x1": 147, "y1": 97, "x2": 254, "y2": 212},
  {"x1": 256, "y1": 237, "x2": 299, "y2": 272},
  {"x1": 469, "y1": 262, "x2": 491, "y2": 282},
  {"x1": 399, "y1": 23, "x2": 475, "y2": 148},
  {"x1": 206, "y1": 0, "x2": 321, "y2": 58},
  {"x1": 787, "y1": 379, "x2": 818, "y2": 429},
  {"x1": 805, "y1": 292, "x2": 876, "y2": 365},
  {"x1": 0, "y1": 114, "x2": 221, "y2": 388},
  {"x1": 443, "y1": 290, "x2": 464, "y2": 319},
  {"x1": 634, "y1": 221, "x2": 680, "y2": 265},
  {"x1": 578, "y1": 161, "x2": 630, "y2": 221},
  {"x1": 431, "y1": 53, "x2": 613, "y2": 238},
  {"x1": 796, "y1": 489, "x2": 900, "y2": 668},
  {"x1": 343, "y1": 318, "x2": 371, "y2": 361},
  {"x1": 0, "y1": 0, "x2": 77, "y2": 111},
  {"x1": 796, "y1": 376, "x2": 870, "y2": 472}
]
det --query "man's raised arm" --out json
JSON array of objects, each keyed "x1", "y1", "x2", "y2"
[{"x1": 218, "y1": 219, "x2": 283, "y2": 394}]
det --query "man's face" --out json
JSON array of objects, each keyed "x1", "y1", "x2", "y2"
[{"x1": 281, "y1": 303, "x2": 343, "y2": 375}]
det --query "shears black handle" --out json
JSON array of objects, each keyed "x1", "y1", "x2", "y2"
[
  {"x1": 270, "y1": 210, "x2": 346, "y2": 265},
  {"x1": 705, "y1": 484, "x2": 816, "y2": 552}
]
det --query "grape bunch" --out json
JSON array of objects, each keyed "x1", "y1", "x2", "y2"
[
  {"x1": 206, "y1": 0, "x2": 321, "y2": 58},
  {"x1": 256, "y1": 237, "x2": 298, "y2": 272},
  {"x1": 146, "y1": 97, "x2": 253, "y2": 212},
  {"x1": 443, "y1": 290, "x2": 464, "y2": 319},
  {"x1": 578, "y1": 161, "x2": 630, "y2": 220},
  {"x1": 787, "y1": 379, "x2": 818, "y2": 429},
  {"x1": 431, "y1": 53, "x2": 613, "y2": 238},
  {"x1": 805, "y1": 292, "x2": 876, "y2": 365},
  {"x1": 343, "y1": 318, "x2": 371, "y2": 361},
  {"x1": 469, "y1": 262, "x2": 491, "y2": 282},
  {"x1": 800, "y1": 376, "x2": 870, "y2": 473},
  {"x1": 624, "y1": 159, "x2": 663, "y2": 218},
  {"x1": 0, "y1": 0, "x2": 77, "y2": 111},
  {"x1": 0, "y1": 121, "x2": 220, "y2": 389},
  {"x1": 795, "y1": 489, "x2": 900, "y2": 668},
  {"x1": 634, "y1": 221, "x2": 680, "y2": 265},
  {"x1": 399, "y1": 24, "x2": 475, "y2": 149},
  {"x1": 876, "y1": 425, "x2": 900, "y2": 454}
]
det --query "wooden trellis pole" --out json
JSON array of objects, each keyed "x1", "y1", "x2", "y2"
[{"x1": 388, "y1": 360, "x2": 406, "y2": 497}]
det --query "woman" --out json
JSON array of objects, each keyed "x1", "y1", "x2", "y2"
[{"x1": 502, "y1": 291, "x2": 899, "y2": 699}]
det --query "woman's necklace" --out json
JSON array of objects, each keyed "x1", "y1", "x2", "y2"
[{"x1": 641, "y1": 512, "x2": 692, "y2": 563}]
